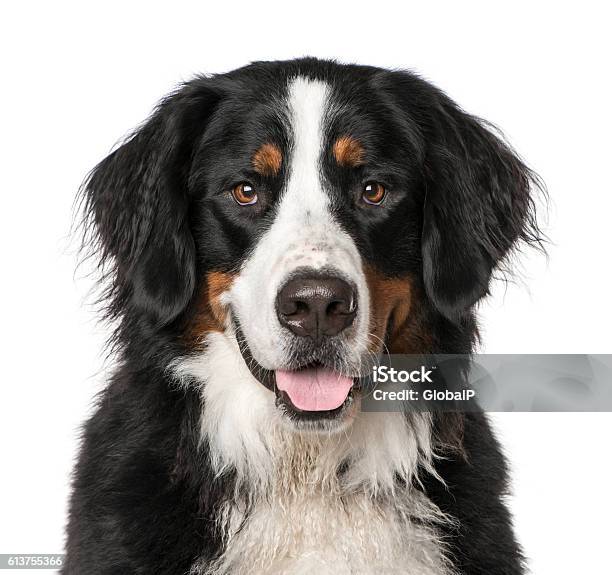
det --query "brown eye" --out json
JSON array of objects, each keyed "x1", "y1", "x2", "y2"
[
  {"x1": 362, "y1": 182, "x2": 386, "y2": 205},
  {"x1": 232, "y1": 183, "x2": 258, "y2": 206}
]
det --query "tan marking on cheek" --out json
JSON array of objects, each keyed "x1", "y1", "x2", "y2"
[
  {"x1": 365, "y1": 266, "x2": 412, "y2": 349},
  {"x1": 333, "y1": 136, "x2": 365, "y2": 167},
  {"x1": 185, "y1": 271, "x2": 235, "y2": 346},
  {"x1": 364, "y1": 266, "x2": 432, "y2": 354},
  {"x1": 252, "y1": 143, "x2": 282, "y2": 177}
]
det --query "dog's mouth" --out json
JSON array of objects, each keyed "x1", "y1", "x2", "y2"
[
  {"x1": 276, "y1": 365, "x2": 355, "y2": 416},
  {"x1": 234, "y1": 325, "x2": 357, "y2": 420}
]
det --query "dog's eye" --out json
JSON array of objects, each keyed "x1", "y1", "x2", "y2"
[
  {"x1": 232, "y1": 183, "x2": 258, "y2": 206},
  {"x1": 362, "y1": 182, "x2": 386, "y2": 205}
]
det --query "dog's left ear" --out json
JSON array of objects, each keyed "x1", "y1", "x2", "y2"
[
  {"x1": 81, "y1": 79, "x2": 222, "y2": 328},
  {"x1": 420, "y1": 90, "x2": 541, "y2": 321}
]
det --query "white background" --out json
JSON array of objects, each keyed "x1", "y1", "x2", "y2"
[{"x1": 1, "y1": 2, "x2": 611, "y2": 574}]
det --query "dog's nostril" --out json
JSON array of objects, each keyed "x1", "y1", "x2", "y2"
[
  {"x1": 279, "y1": 300, "x2": 306, "y2": 316},
  {"x1": 276, "y1": 274, "x2": 357, "y2": 340},
  {"x1": 326, "y1": 299, "x2": 354, "y2": 316}
]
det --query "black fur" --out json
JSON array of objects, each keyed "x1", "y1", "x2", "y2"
[
  {"x1": 66, "y1": 58, "x2": 543, "y2": 574},
  {"x1": 426, "y1": 413, "x2": 525, "y2": 574}
]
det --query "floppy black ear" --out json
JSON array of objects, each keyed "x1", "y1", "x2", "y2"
[
  {"x1": 81, "y1": 80, "x2": 221, "y2": 328},
  {"x1": 421, "y1": 93, "x2": 541, "y2": 321}
]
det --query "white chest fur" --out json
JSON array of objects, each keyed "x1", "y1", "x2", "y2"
[{"x1": 202, "y1": 486, "x2": 450, "y2": 575}]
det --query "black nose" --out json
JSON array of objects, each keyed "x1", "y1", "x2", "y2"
[{"x1": 276, "y1": 274, "x2": 357, "y2": 341}]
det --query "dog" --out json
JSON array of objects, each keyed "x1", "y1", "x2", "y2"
[{"x1": 64, "y1": 58, "x2": 542, "y2": 574}]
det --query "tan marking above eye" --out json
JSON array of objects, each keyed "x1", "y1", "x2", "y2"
[
  {"x1": 333, "y1": 136, "x2": 365, "y2": 167},
  {"x1": 252, "y1": 143, "x2": 282, "y2": 177},
  {"x1": 232, "y1": 183, "x2": 258, "y2": 206}
]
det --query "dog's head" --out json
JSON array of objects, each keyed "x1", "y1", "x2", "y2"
[{"x1": 82, "y1": 59, "x2": 540, "y2": 431}]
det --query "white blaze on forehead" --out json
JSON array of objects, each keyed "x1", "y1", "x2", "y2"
[
  {"x1": 228, "y1": 76, "x2": 370, "y2": 370},
  {"x1": 284, "y1": 76, "x2": 330, "y2": 221}
]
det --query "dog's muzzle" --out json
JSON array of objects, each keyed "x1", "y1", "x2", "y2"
[{"x1": 235, "y1": 268, "x2": 363, "y2": 422}]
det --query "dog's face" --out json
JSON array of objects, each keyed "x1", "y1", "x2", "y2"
[
  {"x1": 195, "y1": 74, "x2": 425, "y2": 425},
  {"x1": 83, "y1": 59, "x2": 538, "y2": 431}
]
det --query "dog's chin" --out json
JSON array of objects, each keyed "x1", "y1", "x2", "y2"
[{"x1": 234, "y1": 328, "x2": 360, "y2": 432}]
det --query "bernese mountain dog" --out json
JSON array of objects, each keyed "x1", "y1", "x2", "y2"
[{"x1": 64, "y1": 58, "x2": 542, "y2": 574}]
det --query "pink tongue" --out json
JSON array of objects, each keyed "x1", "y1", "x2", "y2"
[{"x1": 276, "y1": 367, "x2": 353, "y2": 411}]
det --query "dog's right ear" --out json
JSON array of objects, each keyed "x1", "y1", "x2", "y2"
[
  {"x1": 81, "y1": 79, "x2": 222, "y2": 328},
  {"x1": 379, "y1": 70, "x2": 543, "y2": 322}
]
